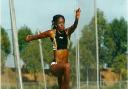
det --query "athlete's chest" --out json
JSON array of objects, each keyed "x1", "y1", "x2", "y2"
[
  {"x1": 50, "y1": 30, "x2": 68, "y2": 41},
  {"x1": 50, "y1": 30, "x2": 69, "y2": 50},
  {"x1": 55, "y1": 30, "x2": 68, "y2": 41}
]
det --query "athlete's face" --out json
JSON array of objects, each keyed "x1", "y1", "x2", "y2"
[{"x1": 56, "y1": 17, "x2": 65, "y2": 31}]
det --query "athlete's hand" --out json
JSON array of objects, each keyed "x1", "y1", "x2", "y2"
[
  {"x1": 26, "y1": 35, "x2": 33, "y2": 42},
  {"x1": 75, "y1": 8, "x2": 81, "y2": 20}
]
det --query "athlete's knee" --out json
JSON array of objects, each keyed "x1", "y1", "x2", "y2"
[{"x1": 65, "y1": 63, "x2": 70, "y2": 70}]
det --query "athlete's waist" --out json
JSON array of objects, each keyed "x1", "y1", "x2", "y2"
[
  {"x1": 54, "y1": 49, "x2": 68, "y2": 61},
  {"x1": 55, "y1": 49, "x2": 68, "y2": 53}
]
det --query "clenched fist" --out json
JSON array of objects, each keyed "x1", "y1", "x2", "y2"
[
  {"x1": 26, "y1": 35, "x2": 33, "y2": 42},
  {"x1": 75, "y1": 8, "x2": 81, "y2": 20}
]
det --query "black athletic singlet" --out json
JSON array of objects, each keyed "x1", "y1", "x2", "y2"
[{"x1": 55, "y1": 30, "x2": 68, "y2": 50}]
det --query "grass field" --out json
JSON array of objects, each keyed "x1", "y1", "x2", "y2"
[{"x1": 1, "y1": 81, "x2": 127, "y2": 89}]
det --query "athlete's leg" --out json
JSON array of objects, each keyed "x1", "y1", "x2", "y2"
[
  {"x1": 50, "y1": 63, "x2": 70, "y2": 89},
  {"x1": 60, "y1": 63, "x2": 70, "y2": 89},
  {"x1": 50, "y1": 63, "x2": 65, "y2": 76},
  {"x1": 58, "y1": 75, "x2": 62, "y2": 89},
  {"x1": 64, "y1": 63, "x2": 70, "y2": 89},
  {"x1": 51, "y1": 63, "x2": 64, "y2": 89}
]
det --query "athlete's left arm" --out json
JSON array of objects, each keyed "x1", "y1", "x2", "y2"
[{"x1": 67, "y1": 8, "x2": 81, "y2": 36}]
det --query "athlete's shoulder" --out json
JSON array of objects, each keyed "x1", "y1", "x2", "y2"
[
  {"x1": 47, "y1": 29, "x2": 56, "y2": 38},
  {"x1": 48, "y1": 29, "x2": 55, "y2": 34}
]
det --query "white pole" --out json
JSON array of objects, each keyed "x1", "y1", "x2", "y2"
[
  {"x1": 75, "y1": 38, "x2": 78, "y2": 89},
  {"x1": 75, "y1": 33, "x2": 80, "y2": 89},
  {"x1": 75, "y1": 0, "x2": 80, "y2": 88},
  {"x1": 0, "y1": 27, "x2": 1, "y2": 89},
  {"x1": 94, "y1": 0, "x2": 99, "y2": 89},
  {"x1": 77, "y1": 35, "x2": 80, "y2": 89},
  {"x1": 75, "y1": 0, "x2": 78, "y2": 88},
  {"x1": 125, "y1": 0, "x2": 128, "y2": 85},
  {"x1": 38, "y1": 37, "x2": 47, "y2": 89},
  {"x1": 86, "y1": 67, "x2": 89, "y2": 89},
  {"x1": 9, "y1": 0, "x2": 23, "y2": 89},
  {"x1": 0, "y1": 0, "x2": 1, "y2": 87},
  {"x1": 77, "y1": 30, "x2": 80, "y2": 89}
]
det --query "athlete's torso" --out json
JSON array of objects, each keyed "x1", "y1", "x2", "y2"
[
  {"x1": 50, "y1": 29, "x2": 70, "y2": 50},
  {"x1": 55, "y1": 30, "x2": 68, "y2": 49},
  {"x1": 50, "y1": 29, "x2": 70, "y2": 63}
]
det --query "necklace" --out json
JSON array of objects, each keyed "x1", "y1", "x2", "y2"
[{"x1": 57, "y1": 30, "x2": 64, "y2": 34}]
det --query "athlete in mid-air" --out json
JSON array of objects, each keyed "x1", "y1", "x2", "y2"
[{"x1": 26, "y1": 8, "x2": 81, "y2": 89}]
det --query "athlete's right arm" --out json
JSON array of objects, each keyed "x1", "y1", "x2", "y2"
[{"x1": 26, "y1": 30, "x2": 52, "y2": 42}]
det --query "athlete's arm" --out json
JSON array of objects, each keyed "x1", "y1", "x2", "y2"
[
  {"x1": 26, "y1": 30, "x2": 52, "y2": 42},
  {"x1": 67, "y1": 8, "x2": 81, "y2": 35}
]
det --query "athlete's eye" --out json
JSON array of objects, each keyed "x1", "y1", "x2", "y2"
[
  {"x1": 58, "y1": 22, "x2": 64, "y2": 25},
  {"x1": 57, "y1": 17, "x2": 65, "y2": 25}
]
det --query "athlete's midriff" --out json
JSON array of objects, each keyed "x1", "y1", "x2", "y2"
[{"x1": 54, "y1": 49, "x2": 69, "y2": 63}]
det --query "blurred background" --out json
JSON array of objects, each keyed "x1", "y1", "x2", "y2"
[{"x1": 1, "y1": 0, "x2": 128, "y2": 89}]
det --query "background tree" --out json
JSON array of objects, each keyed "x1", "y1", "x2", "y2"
[
  {"x1": 78, "y1": 9, "x2": 108, "y2": 81},
  {"x1": 18, "y1": 26, "x2": 32, "y2": 52},
  {"x1": 103, "y1": 18, "x2": 127, "y2": 80},
  {"x1": 104, "y1": 18, "x2": 127, "y2": 63},
  {"x1": 21, "y1": 40, "x2": 41, "y2": 81},
  {"x1": 20, "y1": 30, "x2": 53, "y2": 81},
  {"x1": 89, "y1": 9, "x2": 109, "y2": 66},
  {"x1": 112, "y1": 54, "x2": 127, "y2": 80},
  {"x1": 77, "y1": 9, "x2": 127, "y2": 81},
  {"x1": 79, "y1": 25, "x2": 97, "y2": 81},
  {"x1": 17, "y1": 26, "x2": 40, "y2": 81},
  {"x1": 1, "y1": 27, "x2": 11, "y2": 54},
  {"x1": 68, "y1": 42, "x2": 76, "y2": 84},
  {"x1": 41, "y1": 37, "x2": 53, "y2": 63},
  {"x1": 1, "y1": 27, "x2": 11, "y2": 73}
]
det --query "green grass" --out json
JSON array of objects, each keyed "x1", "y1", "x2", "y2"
[{"x1": 2, "y1": 81, "x2": 127, "y2": 89}]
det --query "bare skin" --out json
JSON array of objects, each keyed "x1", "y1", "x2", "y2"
[{"x1": 26, "y1": 8, "x2": 81, "y2": 89}]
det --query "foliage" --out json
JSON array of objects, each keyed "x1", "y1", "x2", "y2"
[
  {"x1": 104, "y1": 18, "x2": 127, "y2": 65},
  {"x1": 18, "y1": 26, "x2": 32, "y2": 52},
  {"x1": 20, "y1": 30, "x2": 53, "y2": 80},
  {"x1": 78, "y1": 9, "x2": 127, "y2": 81},
  {"x1": 1, "y1": 50, "x2": 7, "y2": 73},
  {"x1": 1, "y1": 27, "x2": 11, "y2": 54},
  {"x1": 41, "y1": 38, "x2": 53, "y2": 63},
  {"x1": 112, "y1": 54, "x2": 127, "y2": 80},
  {"x1": 21, "y1": 40, "x2": 42, "y2": 81},
  {"x1": 1, "y1": 27, "x2": 11, "y2": 73}
]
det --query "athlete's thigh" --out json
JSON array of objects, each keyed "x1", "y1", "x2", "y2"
[{"x1": 50, "y1": 63, "x2": 65, "y2": 76}]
